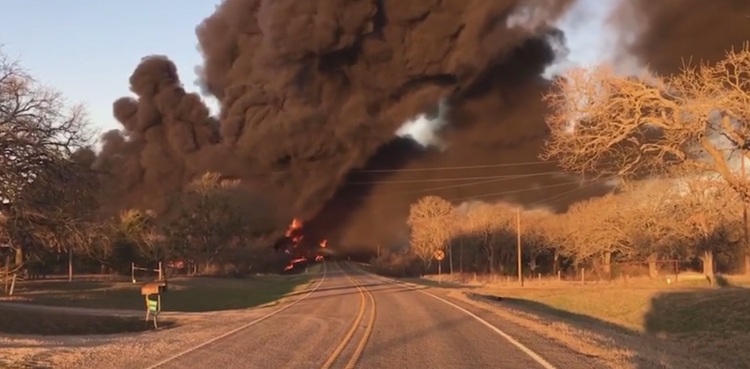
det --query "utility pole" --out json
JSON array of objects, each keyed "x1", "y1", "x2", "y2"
[
  {"x1": 516, "y1": 207, "x2": 523, "y2": 287},
  {"x1": 743, "y1": 153, "x2": 750, "y2": 274}
]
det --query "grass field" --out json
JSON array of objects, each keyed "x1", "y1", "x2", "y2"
[
  {"x1": 3, "y1": 264, "x2": 321, "y2": 313},
  {"x1": 413, "y1": 273, "x2": 750, "y2": 368},
  {"x1": 0, "y1": 305, "x2": 176, "y2": 335}
]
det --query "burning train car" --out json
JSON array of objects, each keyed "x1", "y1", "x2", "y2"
[{"x1": 275, "y1": 218, "x2": 329, "y2": 272}]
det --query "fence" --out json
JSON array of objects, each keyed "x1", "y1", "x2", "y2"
[{"x1": 131, "y1": 262, "x2": 163, "y2": 283}]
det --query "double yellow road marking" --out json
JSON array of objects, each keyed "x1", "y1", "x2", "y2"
[{"x1": 320, "y1": 266, "x2": 376, "y2": 369}]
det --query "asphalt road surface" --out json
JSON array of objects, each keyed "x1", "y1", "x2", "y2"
[{"x1": 147, "y1": 261, "x2": 599, "y2": 369}]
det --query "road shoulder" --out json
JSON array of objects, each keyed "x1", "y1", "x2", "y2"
[{"x1": 443, "y1": 289, "x2": 717, "y2": 369}]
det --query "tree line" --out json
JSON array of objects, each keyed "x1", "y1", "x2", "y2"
[
  {"x1": 0, "y1": 49, "x2": 285, "y2": 279},
  {"x1": 383, "y1": 43, "x2": 750, "y2": 283},
  {"x1": 396, "y1": 177, "x2": 743, "y2": 283}
]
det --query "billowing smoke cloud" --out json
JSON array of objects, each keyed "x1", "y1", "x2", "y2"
[
  {"x1": 622, "y1": 0, "x2": 750, "y2": 76},
  {"x1": 95, "y1": 0, "x2": 750, "y2": 250}
]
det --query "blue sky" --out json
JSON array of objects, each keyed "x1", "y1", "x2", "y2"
[
  {"x1": 0, "y1": 1, "x2": 221, "y2": 135},
  {"x1": 0, "y1": 0, "x2": 621, "y2": 144}
]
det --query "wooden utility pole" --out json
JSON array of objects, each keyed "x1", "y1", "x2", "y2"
[
  {"x1": 743, "y1": 154, "x2": 750, "y2": 274},
  {"x1": 448, "y1": 245, "x2": 454, "y2": 274},
  {"x1": 516, "y1": 207, "x2": 523, "y2": 287}
]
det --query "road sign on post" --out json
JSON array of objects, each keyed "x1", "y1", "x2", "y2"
[{"x1": 434, "y1": 250, "x2": 445, "y2": 284}]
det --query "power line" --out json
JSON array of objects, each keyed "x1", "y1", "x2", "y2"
[
  {"x1": 351, "y1": 160, "x2": 559, "y2": 173},
  {"x1": 526, "y1": 180, "x2": 608, "y2": 208},
  {"x1": 447, "y1": 181, "x2": 584, "y2": 203},
  {"x1": 361, "y1": 176, "x2": 547, "y2": 200},
  {"x1": 345, "y1": 171, "x2": 563, "y2": 185}
]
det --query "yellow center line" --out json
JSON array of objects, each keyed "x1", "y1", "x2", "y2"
[
  {"x1": 344, "y1": 273, "x2": 376, "y2": 369},
  {"x1": 319, "y1": 265, "x2": 367, "y2": 369}
]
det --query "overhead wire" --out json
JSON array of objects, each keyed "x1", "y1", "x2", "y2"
[
  {"x1": 359, "y1": 176, "x2": 545, "y2": 200},
  {"x1": 446, "y1": 181, "x2": 585, "y2": 203},
  {"x1": 259, "y1": 159, "x2": 560, "y2": 176},
  {"x1": 344, "y1": 171, "x2": 564, "y2": 185},
  {"x1": 349, "y1": 160, "x2": 559, "y2": 173},
  {"x1": 525, "y1": 180, "x2": 610, "y2": 208}
]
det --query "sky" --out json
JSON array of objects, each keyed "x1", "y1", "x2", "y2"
[
  {"x1": 0, "y1": 0, "x2": 623, "y2": 146},
  {"x1": 0, "y1": 1, "x2": 221, "y2": 137}
]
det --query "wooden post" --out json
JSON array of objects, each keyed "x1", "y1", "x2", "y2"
[
  {"x1": 557, "y1": 270, "x2": 561, "y2": 281},
  {"x1": 131, "y1": 262, "x2": 136, "y2": 283},
  {"x1": 3, "y1": 255, "x2": 9, "y2": 294},
  {"x1": 743, "y1": 153, "x2": 750, "y2": 274},
  {"x1": 516, "y1": 207, "x2": 523, "y2": 287},
  {"x1": 158, "y1": 261, "x2": 163, "y2": 281},
  {"x1": 68, "y1": 247, "x2": 73, "y2": 282},
  {"x1": 581, "y1": 268, "x2": 586, "y2": 284},
  {"x1": 459, "y1": 243, "x2": 464, "y2": 274},
  {"x1": 154, "y1": 294, "x2": 161, "y2": 329},
  {"x1": 448, "y1": 245, "x2": 454, "y2": 275},
  {"x1": 9, "y1": 274, "x2": 16, "y2": 296},
  {"x1": 438, "y1": 261, "x2": 442, "y2": 285}
]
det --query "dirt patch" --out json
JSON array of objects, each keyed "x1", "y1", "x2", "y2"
[{"x1": 0, "y1": 306, "x2": 177, "y2": 336}]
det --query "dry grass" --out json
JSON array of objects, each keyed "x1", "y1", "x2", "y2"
[
  {"x1": 412, "y1": 273, "x2": 750, "y2": 369},
  {"x1": 1, "y1": 266, "x2": 319, "y2": 312}
]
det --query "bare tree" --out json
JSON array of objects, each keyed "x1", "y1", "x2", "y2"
[
  {"x1": 542, "y1": 44, "x2": 750, "y2": 195},
  {"x1": 118, "y1": 209, "x2": 164, "y2": 262},
  {"x1": 667, "y1": 178, "x2": 743, "y2": 282},
  {"x1": 407, "y1": 195, "x2": 455, "y2": 269},
  {"x1": 456, "y1": 202, "x2": 515, "y2": 274},
  {"x1": 1, "y1": 48, "x2": 92, "y2": 204},
  {"x1": 613, "y1": 180, "x2": 685, "y2": 277},
  {"x1": 563, "y1": 195, "x2": 631, "y2": 277},
  {"x1": 0, "y1": 47, "x2": 95, "y2": 270},
  {"x1": 520, "y1": 209, "x2": 555, "y2": 274}
]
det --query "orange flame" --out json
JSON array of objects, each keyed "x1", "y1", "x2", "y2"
[
  {"x1": 285, "y1": 218, "x2": 303, "y2": 237},
  {"x1": 319, "y1": 239, "x2": 327, "y2": 248}
]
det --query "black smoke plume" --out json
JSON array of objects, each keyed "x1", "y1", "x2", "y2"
[
  {"x1": 95, "y1": 0, "x2": 750, "y2": 251},
  {"x1": 621, "y1": 0, "x2": 750, "y2": 76}
]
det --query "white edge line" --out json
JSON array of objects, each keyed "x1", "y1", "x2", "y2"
[
  {"x1": 364, "y1": 270, "x2": 557, "y2": 369},
  {"x1": 144, "y1": 262, "x2": 328, "y2": 369}
]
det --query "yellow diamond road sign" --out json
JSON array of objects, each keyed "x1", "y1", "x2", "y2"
[{"x1": 434, "y1": 250, "x2": 445, "y2": 261}]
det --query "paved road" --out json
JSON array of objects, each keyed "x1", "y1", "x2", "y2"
[
  {"x1": 147, "y1": 261, "x2": 598, "y2": 369},
  {"x1": 149, "y1": 261, "x2": 363, "y2": 369}
]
